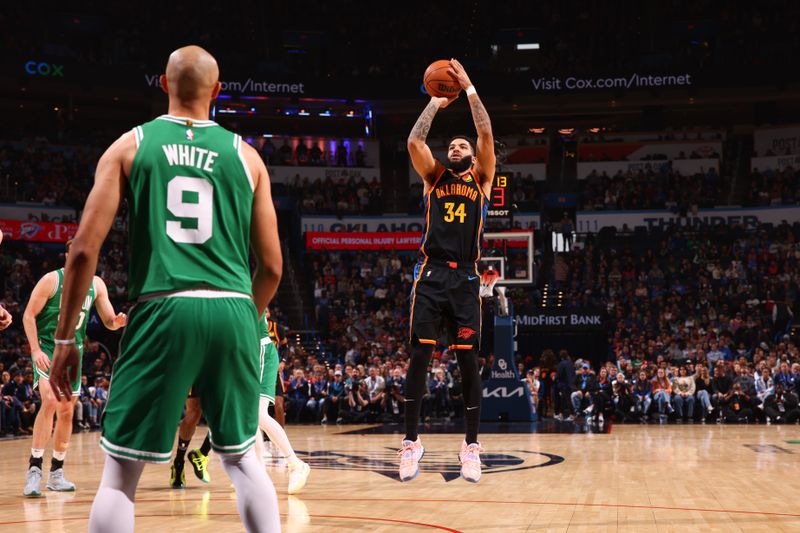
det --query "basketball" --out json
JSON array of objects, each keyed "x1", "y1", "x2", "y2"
[{"x1": 423, "y1": 59, "x2": 461, "y2": 98}]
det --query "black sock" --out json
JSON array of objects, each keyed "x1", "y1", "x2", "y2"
[
  {"x1": 199, "y1": 434, "x2": 211, "y2": 456},
  {"x1": 51, "y1": 458, "x2": 64, "y2": 471},
  {"x1": 455, "y1": 347, "x2": 482, "y2": 444},
  {"x1": 403, "y1": 340, "x2": 435, "y2": 442},
  {"x1": 29, "y1": 456, "x2": 43, "y2": 470},
  {"x1": 175, "y1": 438, "x2": 190, "y2": 464}
]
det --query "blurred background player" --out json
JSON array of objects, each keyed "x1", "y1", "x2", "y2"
[
  {"x1": 48, "y1": 45, "x2": 282, "y2": 533},
  {"x1": 22, "y1": 239, "x2": 127, "y2": 496},
  {"x1": 169, "y1": 394, "x2": 212, "y2": 488},
  {"x1": 255, "y1": 310, "x2": 310, "y2": 493},
  {"x1": 401, "y1": 59, "x2": 495, "y2": 483},
  {"x1": 266, "y1": 309, "x2": 288, "y2": 428}
]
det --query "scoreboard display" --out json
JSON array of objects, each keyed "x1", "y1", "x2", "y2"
[{"x1": 487, "y1": 173, "x2": 511, "y2": 226}]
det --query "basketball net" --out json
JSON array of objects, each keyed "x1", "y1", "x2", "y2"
[{"x1": 480, "y1": 268, "x2": 509, "y2": 316}]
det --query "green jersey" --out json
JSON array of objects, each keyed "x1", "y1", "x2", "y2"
[
  {"x1": 36, "y1": 268, "x2": 96, "y2": 354},
  {"x1": 127, "y1": 115, "x2": 255, "y2": 300}
]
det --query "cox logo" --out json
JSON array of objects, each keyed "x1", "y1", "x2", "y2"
[{"x1": 24, "y1": 61, "x2": 65, "y2": 77}]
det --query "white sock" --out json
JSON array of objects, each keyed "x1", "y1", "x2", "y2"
[
  {"x1": 89, "y1": 455, "x2": 145, "y2": 533},
  {"x1": 31, "y1": 448, "x2": 45, "y2": 459},
  {"x1": 259, "y1": 398, "x2": 299, "y2": 465},
  {"x1": 53, "y1": 450, "x2": 67, "y2": 461},
  {"x1": 220, "y1": 448, "x2": 280, "y2": 532}
]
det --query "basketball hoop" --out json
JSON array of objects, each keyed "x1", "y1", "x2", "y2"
[
  {"x1": 480, "y1": 267, "x2": 509, "y2": 316},
  {"x1": 480, "y1": 268, "x2": 499, "y2": 298}
]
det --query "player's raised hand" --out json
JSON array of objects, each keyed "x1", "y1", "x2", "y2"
[
  {"x1": 431, "y1": 95, "x2": 458, "y2": 109},
  {"x1": 111, "y1": 312, "x2": 128, "y2": 330},
  {"x1": 448, "y1": 59, "x2": 473, "y2": 90},
  {"x1": 50, "y1": 342, "x2": 80, "y2": 401}
]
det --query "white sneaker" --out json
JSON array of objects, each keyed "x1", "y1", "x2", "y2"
[
  {"x1": 398, "y1": 438, "x2": 424, "y2": 482},
  {"x1": 287, "y1": 461, "x2": 310, "y2": 494},
  {"x1": 459, "y1": 441, "x2": 482, "y2": 483},
  {"x1": 565, "y1": 415, "x2": 575, "y2": 422}
]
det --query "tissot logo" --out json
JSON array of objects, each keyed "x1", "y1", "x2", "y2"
[
  {"x1": 24, "y1": 61, "x2": 65, "y2": 77},
  {"x1": 291, "y1": 449, "x2": 563, "y2": 481}
]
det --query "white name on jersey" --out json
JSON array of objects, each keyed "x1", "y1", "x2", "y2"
[{"x1": 162, "y1": 144, "x2": 218, "y2": 172}]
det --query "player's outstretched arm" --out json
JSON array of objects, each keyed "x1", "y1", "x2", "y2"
[
  {"x1": 449, "y1": 59, "x2": 496, "y2": 192},
  {"x1": 50, "y1": 131, "x2": 133, "y2": 398},
  {"x1": 408, "y1": 96, "x2": 455, "y2": 188},
  {"x1": 92, "y1": 276, "x2": 127, "y2": 330},
  {"x1": 22, "y1": 272, "x2": 57, "y2": 370},
  {"x1": 243, "y1": 142, "x2": 282, "y2": 317}
]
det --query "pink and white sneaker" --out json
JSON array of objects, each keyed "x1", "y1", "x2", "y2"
[
  {"x1": 459, "y1": 441, "x2": 482, "y2": 483},
  {"x1": 398, "y1": 438, "x2": 424, "y2": 482}
]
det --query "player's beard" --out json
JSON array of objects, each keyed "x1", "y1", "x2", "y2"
[{"x1": 448, "y1": 156, "x2": 472, "y2": 173}]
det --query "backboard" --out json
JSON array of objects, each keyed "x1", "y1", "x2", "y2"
[{"x1": 478, "y1": 231, "x2": 534, "y2": 286}]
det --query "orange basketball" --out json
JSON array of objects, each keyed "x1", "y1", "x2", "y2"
[{"x1": 423, "y1": 60, "x2": 461, "y2": 98}]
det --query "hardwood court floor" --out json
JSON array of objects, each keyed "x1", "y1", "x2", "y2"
[{"x1": 1, "y1": 423, "x2": 800, "y2": 532}]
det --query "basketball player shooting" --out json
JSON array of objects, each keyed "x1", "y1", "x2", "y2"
[{"x1": 400, "y1": 59, "x2": 495, "y2": 483}]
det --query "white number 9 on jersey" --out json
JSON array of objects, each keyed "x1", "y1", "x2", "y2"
[{"x1": 166, "y1": 176, "x2": 214, "y2": 244}]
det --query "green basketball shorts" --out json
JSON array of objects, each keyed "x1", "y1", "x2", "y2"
[
  {"x1": 33, "y1": 342, "x2": 83, "y2": 395},
  {"x1": 100, "y1": 294, "x2": 260, "y2": 463},
  {"x1": 259, "y1": 339, "x2": 279, "y2": 404}
]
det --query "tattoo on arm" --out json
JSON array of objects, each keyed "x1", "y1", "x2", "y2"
[
  {"x1": 409, "y1": 101, "x2": 440, "y2": 142},
  {"x1": 468, "y1": 95, "x2": 492, "y2": 133}
]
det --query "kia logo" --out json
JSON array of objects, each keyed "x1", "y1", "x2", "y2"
[{"x1": 24, "y1": 61, "x2": 65, "y2": 77}]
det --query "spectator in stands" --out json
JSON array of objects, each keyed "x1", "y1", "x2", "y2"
[
  {"x1": 384, "y1": 367, "x2": 406, "y2": 422},
  {"x1": 525, "y1": 368, "x2": 541, "y2": 418},
  {"x1": 2, "y1": 371, "x2": 25, "y2": 435},
  {"x1": 633, "y1": 370, "x2": 653, "y2": 421},
  {"x1": 612, "y1": 373, "x2": 634, "y2": 421},
  {"x1": 343, "y1": 379, "x2": 369, "y2": 423},
  {"x1": 307, "y1": 366, "x2": 329, "y2": 422},
  {"x1": 427, "y1": 369, "x2": 450, "y2": 419},
  {"x1": 695, "y1": 365, "x2": 714, "y2": 417},
  {"x1": 651, "y1": 368, "x2": 674, "y2": 421},
  {"x1": 554, "y1": 350, "x2": 576, "y2": 421},
  {"x1": 763, "y1": 384, "x2": 800, "y2": 424},
  {"x1": 323, "y1": 370, "x2": 346, "y2": 424},
  {"x1": 754, "y1": 367, "x2": 775, "y2": 408},
  {"x1": 364, "y1": 365, "x2": 385, "y2": 420},
  {"x1": 722, "y1": 383, "x2": 754, "y2": 423},
  {"x1": 287, "y1": 369, "x2": 311, "y2": 423},
  {"x1": 672, "y1": 366, "x2": 696, "y2": 422},
  {"x1": 711, "y1": 365, "x2": 733, "y2": 415},
  {"x1": 17, "y1": 370, "x2": 39, "y2": 431},
  {"x1": 591, "y1": 367, "x2": 612, "y2": 423},
  {"x1": 571, "y1": 363, "x2": 596, "y2": 418},
  {"x1": 774, "y1": 362, "x2": 797, "y2": 393}
]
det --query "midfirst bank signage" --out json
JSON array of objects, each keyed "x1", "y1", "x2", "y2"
[{"x1": 516, "y1": 310, "x2": 605, "y2": 332}]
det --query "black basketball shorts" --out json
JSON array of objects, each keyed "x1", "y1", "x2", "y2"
[{"x1": 409, "y1": 260, "x2": 482, "y2": 350}]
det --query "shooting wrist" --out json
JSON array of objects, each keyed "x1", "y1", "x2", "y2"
[{"x1": 465, "y1": 85, "x2": 477, "y2": 96}]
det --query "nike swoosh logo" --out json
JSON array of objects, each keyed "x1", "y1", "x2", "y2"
[
  {"x1": 467, "y1": 276, "x2": 478, "y2": 281},
  {"x1": 466, "y1": 406, "x2": 479, "y2": 410}
]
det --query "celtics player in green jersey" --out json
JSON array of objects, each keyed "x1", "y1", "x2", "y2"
[
  {"x1": 21, "y1": 239, "x2": 127, "y2": 497},
  {"x1": 49, "y1": 46, "x2": 283, "y2": 533}
]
